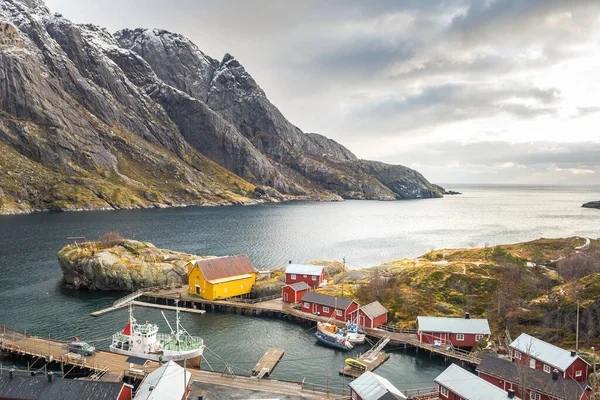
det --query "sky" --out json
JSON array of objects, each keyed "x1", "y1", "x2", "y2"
[{"x1": 44, "y1": 0, "x2": 600, "y2": 185}]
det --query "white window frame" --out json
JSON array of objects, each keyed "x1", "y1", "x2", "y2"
[
  {"x1": 336, "y1": 310, "x2": 343, "y2": 317},
  {"x1": 291, "y1": 274, "x2": 296, "y2": 280},
  {"x1": 312, "y1": 275, "x2": 317, "y2": 281},
  {"x1": 514, "y1": 350, "x2": 522, "y2": 360},
  {"x1": 323, "y1": 306, "x2": 329, "y2": 313},
  {"x1": 543, "y1": 364, "x2": 551, "y2": 373},
  {"x1": 440, "y1": 385, "x2": 449, "y2": 396},
  {"x1": 475, "y1": 334, "x2": 483, "y2": 341},
  {"x1": 575, "y1": 370, "x2": 582, "y2": 377},
  {"x1": 530, "y1": 392, "x2": 541, "y2": 400},
  {"x1": 351, "y1": 391, "x2": 357, "y2": 400},
  {"x1": 456, "y1": 334, "x2": 465, "y2": 341},
  {"x1": 303, "y1": 302, "x2": 310, "y2": 308},
  {"x1": 303, "y1": 274, "x2": 307, "y2": 278}
]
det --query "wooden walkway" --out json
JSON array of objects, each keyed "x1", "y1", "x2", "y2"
[
  {"x1": 90, "y1": 300, "x2": 207, "y2": 316},
  {"x1": 252, "y1": 348, "x2": 285, "y2": 378}
]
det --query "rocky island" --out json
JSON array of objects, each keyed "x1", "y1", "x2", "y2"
[
  {"x1": 583, "y1": 201, "x2": 600, "y2": 209},
  {"x1": 59, "y1": 233, "x2": 600, "y2": 350},
  {"x1": 0, "y1": 0, "x2": 442, "y2": 215}
]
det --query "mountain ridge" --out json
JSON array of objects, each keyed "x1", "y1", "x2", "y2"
[{"x1": 0, "y1": 0, "x2": 443, "y2": 214}]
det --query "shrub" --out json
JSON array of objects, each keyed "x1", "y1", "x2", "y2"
[{"x1": 99, "y1": 232, "x2": 125, "y2": 247}]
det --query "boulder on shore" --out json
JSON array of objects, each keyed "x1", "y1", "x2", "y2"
[{"x1": 57, "y1": 239, "x2": 205, "y2": 290}]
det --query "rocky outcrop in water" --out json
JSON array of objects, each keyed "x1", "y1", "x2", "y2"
[
  {"x1": 0, "y1": 0, "x2": 443, "y2": 214},
  {"x1": 582, "y1": 201, "x2": 600, "y2": 209},
  {"x1": 57, "y1": 239, "x2": 201, "y2": 290}
]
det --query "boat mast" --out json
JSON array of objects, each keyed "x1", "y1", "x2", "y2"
[{"x1": 175, "y1": 299, "x2": 181, "y2": 349}]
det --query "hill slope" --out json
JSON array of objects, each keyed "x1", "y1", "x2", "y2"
[{"x1": 0, "y1": 0, "x2": 442, "y2": 214}]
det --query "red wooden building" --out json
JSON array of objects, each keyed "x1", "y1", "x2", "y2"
[
  {"x1": 416, "y1": 314, "x2": 491, "y2": 348},
  {"x1": 435, "y1": 364, "x2": 521, "y2": 400},
  {"x1": 477, "y1": 355, "x2": 592, "y2": 400},
  {"x1": 282, "y1": 281, "x2": 311, "y2": 304},
  {"x1": 301, "y1": 292, "x2": 359, "y2": 320},
  {"x1": 348, "y1": 301, "x2": 388, "y2": 328},
  {"x1": 509, "y1": 333, "x2": 590, "y2": 383},
  {"x1": 284, "y1": 264, "x2": 325, "y2": 289}
]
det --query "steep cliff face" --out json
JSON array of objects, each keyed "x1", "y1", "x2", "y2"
[{"x1": 0, "y1": 0, "x2": 443, "y2": 214}]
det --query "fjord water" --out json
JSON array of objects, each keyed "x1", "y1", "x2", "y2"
[{"x1": 0, "y1": 184, "x2": 599, "y2": 389}]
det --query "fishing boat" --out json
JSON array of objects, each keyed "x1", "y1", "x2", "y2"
[
  {"x1": 315, "y1": 332, "x2": 354, "y2": 350},
  {"x1": 109, "y1": 300, "x2": 204, "y2": 367},
  {"x1": 317, "y1": 320, "x2": 366, "y2": 345}
]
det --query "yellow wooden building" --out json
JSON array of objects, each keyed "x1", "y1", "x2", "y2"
[{"x1": 187, "y1": 254, "x2": 258, "y2": 300}]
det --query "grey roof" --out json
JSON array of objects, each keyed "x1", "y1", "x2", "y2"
[
  {"x1": 286, "y1": 281, "x2": 311, "y2": 291},
  {"x1": 348, "y1": 371, "x2": 406, "y2": 400},
  {"x1": 477, "y1": 355, "x2": 590, "y2": 398},
  {"x1": 435, "y1": 364, "x2": 521, "y2": 400},
  {"x1": 510, "y1": 333, "x2": 587, "y2": 371},
  {"x1": 285, "y1": 264, "x2": 324, "y2": 276},
  {"x1": 417, "y1": 316, "x2": 491, "y2": 335},
  {"x1": 352, "y1": 301, "x2": 387, "y2": 319},
  {"x1": 0, "y1": 373, "x2": 125, "y2": 400},
  {"x1": 135, "y1": 361, "x2": 191, "y2": 400},
  {"x1": 301, "y1": 292, "x2": 355, "y2": 310}
]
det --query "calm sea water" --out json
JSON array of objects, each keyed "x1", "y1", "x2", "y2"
[{"x1": 0, "y1": 184, "x2": 599, "y2": 389}]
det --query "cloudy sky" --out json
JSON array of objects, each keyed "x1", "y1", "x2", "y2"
[{"x1": 45, "y1": 0, "x2": 600, "y2": 184}]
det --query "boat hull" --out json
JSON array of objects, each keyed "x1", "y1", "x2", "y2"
[
  {"x1": 109, "y1": 345, "x2": 204, "y2": 363},
  {"x1": 315, "y1": 332, "x2": 353, "y2": 351},
  {"x1": 317, "y1": 322, "x2": 366, "y2": 345}
]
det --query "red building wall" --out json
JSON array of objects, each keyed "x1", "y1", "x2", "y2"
[
  {"x1": 282, "y1": 286, "x2": 309, "y2": 303},
  {"x1": 511, "y1": 348, "x2": 589, "y2": 383},
  {"x1": 302, "y1": 300, "x2": 359, "y2": 320},
  {"x1": 416, "y1": 324, "x2": 488, "y2": 347},
  {"x1": 353, "y1": 310, "x2": 387, "y2": 328},
  {"x1": 285, "y1": 271, "x2": 324, "y2": 288},
  {"x1": 118, "y1": 385, "x2": 133, "y2": 400},
  {"x1": 438, "y1": 385, "x2": 475, "y2": 400},
  {"x1": 479, "y1": 371, "x2": 591, "y2": 400}
]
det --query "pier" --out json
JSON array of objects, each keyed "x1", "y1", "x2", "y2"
[
  {"x1": 339, "y1": 336, "x2": 391, "y2": 378},
  {"x1": 90, "y1": 300, "x2": 206, "y2": 317},
  {"x1": 251, "y1": 347, "x2": 285, "y2": 378}
]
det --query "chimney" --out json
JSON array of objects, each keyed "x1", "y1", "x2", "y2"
[
  {"x1": 570, "y1": 350, "x2": 577, "y2": 357},
  {"x1": 9, "y1": 369, "x2": 14, "y2": 379},
  {"x1": 552, "y1": 369, "x2": 559, "y2": 380},
  {"x1": 47, "y1": 372, "x2": 54, "y2": 383},
  {"x1": 289, "y1": 260, "x2": 292, "y2": 264},
  {"x1": 507, "y1": 389, "x2": 515, "y2": 398},
  {"x1": 465, "y1": 312, "x2": 470, "y2": 319},
  {"x1": 149, "y1": 385, "x2": 154, "y2": 391}
]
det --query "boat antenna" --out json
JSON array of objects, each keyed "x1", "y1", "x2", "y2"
[
  {"x1": 175, "y1": 299, "x2": 181, "y2": 348},
  {"x1": 161, "y1": 311, "x2": 175, "y2": 334}
]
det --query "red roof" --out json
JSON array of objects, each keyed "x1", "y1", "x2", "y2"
[{"x1": 191, "y1": 255, "x2": 257, "y2": 281}]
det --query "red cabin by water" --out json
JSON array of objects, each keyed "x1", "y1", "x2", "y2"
[
  {"x1": 416, "y1": 313, "x2": 491, "y2": 348},
  {"x1": 281, "y1": 281, "x2": 311, "y2": 304},
  {"x1": 348, "y1": 301, "x2": 388, "y2": 328},
  {"x1": 301, "y1": 292, "x2": 358, "y2": 320},
  {"x1": 284, "y1": 264, "x2": 325, "y2": 289}
]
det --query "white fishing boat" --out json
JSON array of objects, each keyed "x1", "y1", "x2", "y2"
[
  {"x1": 317, "y1": 320, "x2": 366, "y2": 344},
  {"x1": 109, "y1": 300, "x2": 204, "y2": 367}
]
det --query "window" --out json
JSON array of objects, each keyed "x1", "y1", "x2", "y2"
[
  {"x1": 323, "y1": 307, "x2": 329, "y2": 313},
  {"x1": 475, "y1": 334, "x2": 483, "y2": 341},
  {"x1": 530, "y1": 392, "x2": 541, "y2": 400},
  {"x1": 514, "y1": 350, "x2": 522, "y2": 360},
  {"x1": 456, "y1": 334, "x2": 465, "y2": 341},
  {"x1": 224, "y1": 287, "x2": 228, "y2": 294},
  {"x1": 575, "y1": 370, "x2": 582, "y2": 377},
  {"x1": 543, "y1": 364, "x2": 551, "y2": 373},
  {"x1": 303, "y1": 274, "x2": 307, "y2": 278},
  {"x1": 440, "y1": 385, "x2": 449, "y2": 396},
  {"x1": 291, "y1": 274, "x2": 296, "y2": 280},
  {"x1": 312, "y1": 275, "x2": 317, "y2": 281},
  {"x1": 240, "y1": 284, "x2": 244, "y2": 290},
  {"x1": 336, "y1": 310, "x2": 342, "y2": 316},
  {"x1": 303, "y1": 302, "x2": 309, "y2": 308}
]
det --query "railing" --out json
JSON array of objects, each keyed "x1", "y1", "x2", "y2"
[
  {"x1": 378, "y1": 325, "x2": 417, "y2": 334},
  {"x1": 226, "y1": 294, "x2": 281, "y2": 304},
  {"x1": 113, "y1": 287, "x2": 160, "y2": 308},
  {"x1": 402, "y1": 386, "x2": 439, "y2": 399}
]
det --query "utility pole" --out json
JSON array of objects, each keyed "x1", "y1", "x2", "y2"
[
  {"x1": 576, "y1": 300, "x2": 580, "y2": 352},
  {"x1": 341, "y1": 257, "x2": 346, "y2": 298}
]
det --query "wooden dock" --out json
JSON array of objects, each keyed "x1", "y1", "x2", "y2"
[
  {"x1": 91, "y1": 300, "x2": 206, "y2": 317},
  {"x1": 339, "y1": 336, "x2": 391, "y2": 378},
  {"x1": 252, "y1": 348, "x2": 285, "y2": 378}
]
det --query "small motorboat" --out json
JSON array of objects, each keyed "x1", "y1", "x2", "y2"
[
  {"x1": 345, "y1": 357, "x2": 367, "y2": 371},
  {"x1": 315, "y1": 332, "x2": 354, "y2": 350},
  {"x1": 345, "y1": 322, "x2": 366, "y2": 344}
]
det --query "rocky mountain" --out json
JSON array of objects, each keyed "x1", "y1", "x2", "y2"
[{"x1": 0, "y1": 0, "x2": 442, "y2": 214}]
